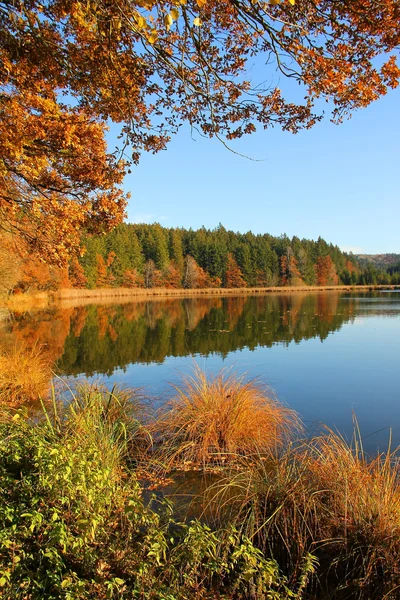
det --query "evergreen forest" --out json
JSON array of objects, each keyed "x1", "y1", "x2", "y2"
[{"x1": 65, "y1": 224, "x2": 400, "y2": 291}]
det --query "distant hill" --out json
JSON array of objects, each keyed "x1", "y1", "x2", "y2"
[{"x1": 356, "y1": 254, "x2": 400, "y2": 268}]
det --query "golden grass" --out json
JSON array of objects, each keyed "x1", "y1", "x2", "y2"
[
  {"x1": 307, "y1": 429, "x2": 400, "y2": 589},
  {"x1": 4, "y1": 284, "x2": 397, "y2": 311},
  {"x1": 6, "y1": 291, "x2": 51, "y2": 311},
  {"x1": 156, "y1": 366, "x2": 301, "y2": 467},
  {"x1": 0, "y1": 344, "x2": 52, "y2": 406},
  {"x1": 206, "y1": 426, "x2": 400, "y2": 597}
]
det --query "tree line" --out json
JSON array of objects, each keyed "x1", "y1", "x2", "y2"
[
  {"x1": 62, "y1": 223, "x2": 397, "y2": 290},
  {"x1": 3, "y1": 223, "x2": 397, "y2": 296}
]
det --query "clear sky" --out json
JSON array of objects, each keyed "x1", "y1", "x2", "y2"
[{"x1": 108, "y1": 81, "x2": 400, "y2": 255}]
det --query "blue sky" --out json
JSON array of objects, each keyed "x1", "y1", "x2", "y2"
[{"x1": 108, "y1": 83, "x2": 399, "y2": 255}]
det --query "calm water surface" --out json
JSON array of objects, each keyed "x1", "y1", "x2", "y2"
[{"x1": 4, "y1": 291, "x2": 400, "y2": 453}]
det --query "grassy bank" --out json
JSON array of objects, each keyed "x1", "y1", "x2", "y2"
[
  {"x1": 0, "y1": 385, "x2": 311, "y2": 600},
  {"x1": 4, "y1": 284, "x2": 400, "y2": 311},
  {"x1": 1, "y1": 363, "x2": 400, "y2": 598}
]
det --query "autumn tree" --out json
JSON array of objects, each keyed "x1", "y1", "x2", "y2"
[
  {"x1": 183, "y1": 256, "x2": 201, "y2": 289},
  {"x1": 163, "y1": 262, "x2": 183, "y2": 288},
  {"x1": 69, "y1": 258, "x2": 87, "y2": 289},
  {"x1": 144, "y1": 259, "x2": 156, "y2": 288},
  {"x1": 0, "y1": 242, "x2": 21, "y2": 295},
  {"x1": 315, "y1": 255, "x2": 339, "y2": 286},
  {"x1": 2, "y1": 0, "x2": 399, "y2": 261},
  {"x1": 122, "y1": 268, "x2": 144, "y2": 288},
  {"x1": 95, "y1": 255, "x2": 109, "y2": 288},
  {"x1": 183, "y1": 255, "x2": 210, "y2": 289},
  {"x1": 225, "y1": 253, "x2": 247, "y2": 288}
]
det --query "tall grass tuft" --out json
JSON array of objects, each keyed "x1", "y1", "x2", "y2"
[
  {"x1": 307, "y1": 428, "x2": 400, "y2": 596},
  {"x1": 0, "y1": 344, "x2": 52, "y2": 406},
  {"x1": 64, "y1": 382, "x2": 153, "y2": 468},
  {"x1": 156, "y1": 366, "x2": 301, "y2": 467},
  {"x1": 207, "y1": 427, "x2": 400, "y2": 598}
]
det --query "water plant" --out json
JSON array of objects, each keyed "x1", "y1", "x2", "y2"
[
  {"x1": 0, "y1": 343, "x2": 52, "y2": 406},
  {"x1": 206, "y1": 428, "x2": 400, "y2": 598},
  {"x1": 156, "y1": 366, "x2": 301, "y2": 467}
]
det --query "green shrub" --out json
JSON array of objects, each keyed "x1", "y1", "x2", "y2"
[{"x1": 0, "y1": 387, "x2": 298, "y2": 599}]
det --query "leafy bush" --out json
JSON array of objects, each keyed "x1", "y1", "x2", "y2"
[{"x1": 0, "y1": 388, "x2": 297, "y2": 599}]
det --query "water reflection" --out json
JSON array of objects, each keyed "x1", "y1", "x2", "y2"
[
  {"x1": 0, "y1": 292, "x2": 371, "y2": 376},
  {"x1": 2, "y1": 291, "x2": 400, "y2": 452}
]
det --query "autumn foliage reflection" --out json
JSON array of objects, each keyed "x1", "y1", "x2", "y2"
[{"x1": 0, "y1": 293, "x2": 360, "y2": 379}]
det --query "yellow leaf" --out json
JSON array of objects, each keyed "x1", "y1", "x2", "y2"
[
  {"x1": 136, "y1": 15, "x2": 146, "y2": 29},
  {"x1": 193, "y1": 17, "x2": 202, "y2": 26},
  {"x1": 147, "y1": 30, "x2": 158, "y2": 44},
  {"x1": 164, "y1": 13, "x2": 173, "y2": 30},
  {"x1": 170, "y1": 8, "x2": 179, "y2": 20},
  {"x1": 197, "y1": 0, "x2": 207, "y2": 7},
  {"x1": 288, "y1": 0, "x2": 295, "y2": 4}
]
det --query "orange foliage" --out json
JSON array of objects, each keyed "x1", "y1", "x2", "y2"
[
  {"x1": 122, "y1": 269, "x2": 144, "y2": 288},
  {"x1": 162, "y1": 262, "x2": 182, "y2": 289},
  {"x1": 280, "y1": 255, "x2": 289, "y2": 287},
  {"x1": 345, "y1": 260, "x2": 359, "y2": 275},
  {"x1": 315, "y1": 256, "x2": 339, "y2": 286},
  {"x1": 225, "y1": 253, "x2": 247, "y2": 288},
  {"x1": 69, "y1": 258, "x2": 87, "y2": 289},
  {"x1": 95, "y1": 255, "x2": 108, "y2": 288},
  {"x1": 14, "y1": 244, "x2": 69, "y2": 292},
  {"x1": 2, "y1": 1, "x2": 399, "y2": 261}
]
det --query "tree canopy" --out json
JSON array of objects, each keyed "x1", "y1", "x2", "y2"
[{"x1": 1, "y1": 0, "x2": 399, "y2": 261}]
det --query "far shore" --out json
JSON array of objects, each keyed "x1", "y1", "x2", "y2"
[{"x1": 3, "y1": 284, "x2": 399, "y2": 311}]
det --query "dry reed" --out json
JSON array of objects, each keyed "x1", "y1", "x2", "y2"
[
  {"x1": 156, "y1": 366, "x2": 301, "y2": 467},
  {"x1": 206, "y1": 426, "x2": 400, "y2": 598},
  {"x1": 0, "y1": 344, "x2": 52, "y2": 406},
  {"x1": 307, "y1": 428, "x2": 400, "y2": 594}
]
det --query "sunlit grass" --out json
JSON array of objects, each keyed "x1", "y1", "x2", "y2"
[
  {"x1": 62, "y1": 382, "x2": 152, "y2": 469},
  {"x1": 0, "y1": 343, "x2": 52, "y2": 406},
  {"x1": 307, "y1": 428, "x2": 400, "y2": 594},
  {"x1": 156, "y1": 366, "x2": 301, "y2": 467},
  {"x1": 205, "y1": 425, "x2": 400, "y2": 598}
]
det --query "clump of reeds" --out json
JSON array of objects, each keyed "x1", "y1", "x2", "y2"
[
  {"x1": 0, "y1": 343, "x2": 52, "y2": 406},
  {"x1": 208, "y1": 427, "x2": 400, "y2": 598},
  {"x1": 307, "y1": 428, "x2": 400, "y2": 596},
  {"x1": 205, "y1": 444, "x2": 321, "y2": 575},
  {"x1": 156, "y1": 366, "x2": 301, "y2": 467},
  {"x1": 65, "y1": 382, "x2": 152, "y2": 467}
]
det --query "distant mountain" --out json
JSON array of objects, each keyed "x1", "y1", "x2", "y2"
[{"x1": 356, "y1": 254, "x2": 400, "y2": 268}]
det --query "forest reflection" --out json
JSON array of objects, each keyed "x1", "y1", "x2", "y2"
[{"x1": 0, "y1": 292, "x2": 367, "y2": 377}]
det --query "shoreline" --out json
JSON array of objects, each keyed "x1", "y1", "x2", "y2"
[{"x1": 3, "y1": 283, "x2": 399, "y2": 311}]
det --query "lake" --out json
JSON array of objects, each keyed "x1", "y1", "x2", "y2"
[{"x1": 4, "y1": 290, "x2": 400, "y2": 454}]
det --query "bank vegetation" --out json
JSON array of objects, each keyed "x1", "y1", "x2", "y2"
[{"x1": 0, "y1": 351, "x2": 399, "y2": 599}]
